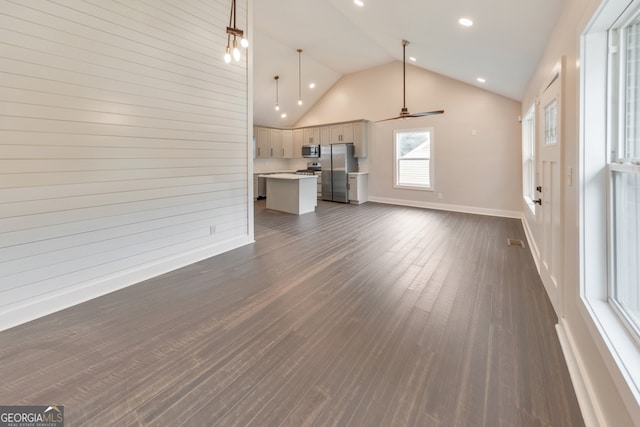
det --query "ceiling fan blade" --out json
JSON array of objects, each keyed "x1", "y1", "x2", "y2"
[
  {"x1": 407, "y1": 110, "x2": 445, "y2": 117},
  {"x1": 374, "y1": 109, "x2": 445, "y2": 123},
  {"x1": 374, "y1": 115, "x2": 404, "y2": 123}
]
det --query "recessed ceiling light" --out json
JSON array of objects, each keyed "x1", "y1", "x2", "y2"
[
  {"x1": 354, "y1": 0, "x2": 364, "y2": 6},
  {"x1": 281, "y1": 113, "x2": 287, "y2": 118},
  {"x1": 309, "y1": 82, "x2": 316, "y2": 89},
  {"x1": 477, "y1": 77, "x2": 486, "y2": 83},
  {"x1": 409, "y1": 56, "x2": 417, "y2": 62},
  {"x1": 459, "y1": 18, "x2": 473, "y2": 27}
]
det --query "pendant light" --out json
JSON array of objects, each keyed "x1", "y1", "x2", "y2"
[
  {"x1": 224, "y1": 0, "x2": 248, "y2": 64},
  {"x1": 297, "y1": 49, "x2": 303, "y2": 105},
  {"x1": 274, "y1": 75, "x2": 280, "y2": 111}
]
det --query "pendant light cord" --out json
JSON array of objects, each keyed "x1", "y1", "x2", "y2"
[
  {"x1": 230, "y1": 0, "x2": 236, "y2": 28},
  {"x1": 402, "y1": 40, "x2": 407, "y2": 110},
  {"x1": 297, "y1": 49, "x2": 303, "y2": 103}
]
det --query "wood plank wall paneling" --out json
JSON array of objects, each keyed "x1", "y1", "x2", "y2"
[{"x1": 0, "y1": 0, "x2": 251, "y2": 327}]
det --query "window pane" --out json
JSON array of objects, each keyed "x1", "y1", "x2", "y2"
[
  {"x1": 397, "y1": 131, "x2": 430, "y2": 157},
  {"x1": 612, "y1": 170, "x2": 640, "y2": 331},
  {"x1": 625, "y1": 21, "x2": 640, "y2": 160},
  {"x1": 522, "y1": 105, "x2": 536, "y2": 202},
  {"x1": 398, "y1": 159, "x2": 430, "y2": 187},
  {"x1": 395, "y1": 129, "x2": 432, "y2": 189},
  {"x1": 544, "y1": 99, "x2": 558, "y2": 145}
]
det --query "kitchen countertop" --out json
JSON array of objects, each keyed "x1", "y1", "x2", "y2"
[
  {"x1": 259, "y1": 173, "x2": 317, "y2": 180},
  {"x1": 254, "y1": 170, "x2": 297, "y2": 175}
]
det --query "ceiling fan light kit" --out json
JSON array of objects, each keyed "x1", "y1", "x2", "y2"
[{"x1": 376, "y1": 39, "x2": 444, "y2": 122}]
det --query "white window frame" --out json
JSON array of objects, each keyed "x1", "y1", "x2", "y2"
[
  {"x1": 522, "y1": 103, "x2": 537, "y2": 213},
  {"x1": 393, "y1": 127, "x2": 435, "y2": 191},
  {"x1": 581, "y1": 0, "x2": 640, "y2": 408}
]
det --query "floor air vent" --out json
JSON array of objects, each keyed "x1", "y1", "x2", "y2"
[{"x1": 507, "y1": 238, "x2": 525, "y2": 248}]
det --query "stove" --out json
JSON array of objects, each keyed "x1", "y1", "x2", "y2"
[{"x1": 295, "y1": 161, "x2": 321, "y2": 175}]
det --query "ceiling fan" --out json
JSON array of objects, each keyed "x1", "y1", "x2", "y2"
[{"x1": 376, "y1": 39, "x2": 444, "y2": 122}]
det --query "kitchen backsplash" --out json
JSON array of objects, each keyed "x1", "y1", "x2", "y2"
[{"x1": 254, "y1": 158, "x2": 307, "y2": 173}]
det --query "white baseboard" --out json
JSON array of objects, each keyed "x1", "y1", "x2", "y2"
[
  {"x1": 556, "y1": 320, "x2": 605, "y2": 427},
  {"x1": 520, "y1": 215, "x2": 541, "y2": 273},
  {"x1": 367, "y1": 196, "x2": 521, "y2": 219},
  {"x1": 0, "y1": 235, "x2": 254, "y2": 332}
]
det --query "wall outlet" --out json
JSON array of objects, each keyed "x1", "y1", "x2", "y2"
[
  {"x1": 210, "y1": 225, "x2": 216, "y2": 235},
  {"x1": 438, "y1": 193, "x2": 443, "y2": 199},
  {"x1": 471, "y1": 129, "x2": 477, "y2": 136}
]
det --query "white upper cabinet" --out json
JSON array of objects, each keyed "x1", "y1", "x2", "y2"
[
  {"x1": 329, "y1": 123, "x2": 354, "y2": 143},
  {"x1": 270, "y1": 128, "x2": 283, "y2": 158},
  {"x1": 254, "y1": 120, "x2": 368, "y2": 159},
  {"x1": 282, "y1": 129, "x2": 293, "y2": 158},
  {"x1": 320, "y1": 126, "x2": 331, "y2": 145},
  {"x1": 352, "y1": 121, "x2": 368, "y2": 158},
  {"x1": 254, "y1": 126, "x2": 285, "y2": 158},
  {"x1": 326, "y1": 121, "x2": 367, "y2": 157},
  {"x1": 303, "y1": 127, "x2": 320, "y2": 145},
  {"x1": 255, "y1": 126, "x2": 271, "y2": 159},
  {"x1": 293, "y1": 129, "x2": 304, "y2": 158}
]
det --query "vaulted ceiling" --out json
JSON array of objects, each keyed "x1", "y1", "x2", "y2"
[{"x1": 252, "y1": 0, "x2": 566, "y2": 127}]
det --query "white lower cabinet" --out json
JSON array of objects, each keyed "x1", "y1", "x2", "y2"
[{"x1": 348, "y1": 172, "x2": 368, "y2": 204}]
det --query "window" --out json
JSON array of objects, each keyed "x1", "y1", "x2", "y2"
[
  {"x1": 522, "y1": 104, "x2": 536, "y2": 210},
  {"x1": 544, "y1": 99, "x2": 558, "y2": 145},
  {"x1": 394, "y1": 128, "x2": 434, "y2": 190},
  {"x1": 581, "y1": 0, "x2": 640, "y2": 403},
  {"x1": 610, "y1": 19, "x2": 640, "y2": 341}
]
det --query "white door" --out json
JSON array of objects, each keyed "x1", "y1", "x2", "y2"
[{"x1": 536, "y1": 74, "x2": 563, "y2": 317}]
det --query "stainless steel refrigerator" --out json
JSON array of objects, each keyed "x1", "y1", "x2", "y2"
[{"x1": 321, "y1": 143, "x2": 358, "y2": 203}]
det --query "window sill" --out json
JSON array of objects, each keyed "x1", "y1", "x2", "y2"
[
  {"x1": 394, "y1": 184, "x2": 434, "y2": 191},
  {"x1": 581, "y1": 297, "x2": 640, "y2": 411},
  {"x1": 523, "y1": 196, "x2": 536, "y2": 215}
]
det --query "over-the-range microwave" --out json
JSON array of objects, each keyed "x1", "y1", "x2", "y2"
[{"x1": 302, "y1": 144, "x2": 320, "y2": 158}]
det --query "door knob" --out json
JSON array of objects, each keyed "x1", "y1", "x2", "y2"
[
  {"x1": 533, "y1": 199, "x2": 542, "y2": 205},
  {"x1": 536, "y1": 186, "x2": 542, "y2": 192}
]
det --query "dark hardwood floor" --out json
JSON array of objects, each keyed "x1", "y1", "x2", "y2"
[{"x1": 0, "y1": 201, "x2": 584, "y2": 426}]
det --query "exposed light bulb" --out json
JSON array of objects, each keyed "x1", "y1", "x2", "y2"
[
  {"x1": 459, "y1": 17, "x2": 473, "y2": 27},
  {"x1": 477, "y1": 77, "x2": 486, "y2": 83},
  {"x1": 232, "y1": 39, "x2": 240, "y2": 61},
  {"x1": 281, "y1": 113, "x2": 287, "y2": 118},
  {"x1": 240, "y1": 37, "x2": 249, "y2": 48},
  {"x1": 354, "y1": 0, "x2": 364, "y2": 6},
  {"x1": 274, "y1": 75, "x2": 280, "y2": 111},
  {"x1": 297, "y1": 49, "x2": 303, "y2": 108},
  {"x1": 309, "y1": 82, "x2": 316, "y2": 89},
  {"x1": 224, "y1": 46, "x2": 231, "y2": 64}
]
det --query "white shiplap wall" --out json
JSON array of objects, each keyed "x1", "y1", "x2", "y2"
[{"x1": 0, "y1": 0, "x2": 253, "y2": 330}]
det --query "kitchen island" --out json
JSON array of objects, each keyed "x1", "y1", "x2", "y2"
[{"x1": 260, "y1": 173, "x2": 317, "y2": 215}]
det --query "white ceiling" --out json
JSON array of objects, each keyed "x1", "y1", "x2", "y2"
[{"x1": 252, "y1": 0, "x2": 566, "y2": 127}]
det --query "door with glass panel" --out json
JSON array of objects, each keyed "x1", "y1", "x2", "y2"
[{"x1": 537, "y1": 72, "x2": 563, "y2": 317}]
